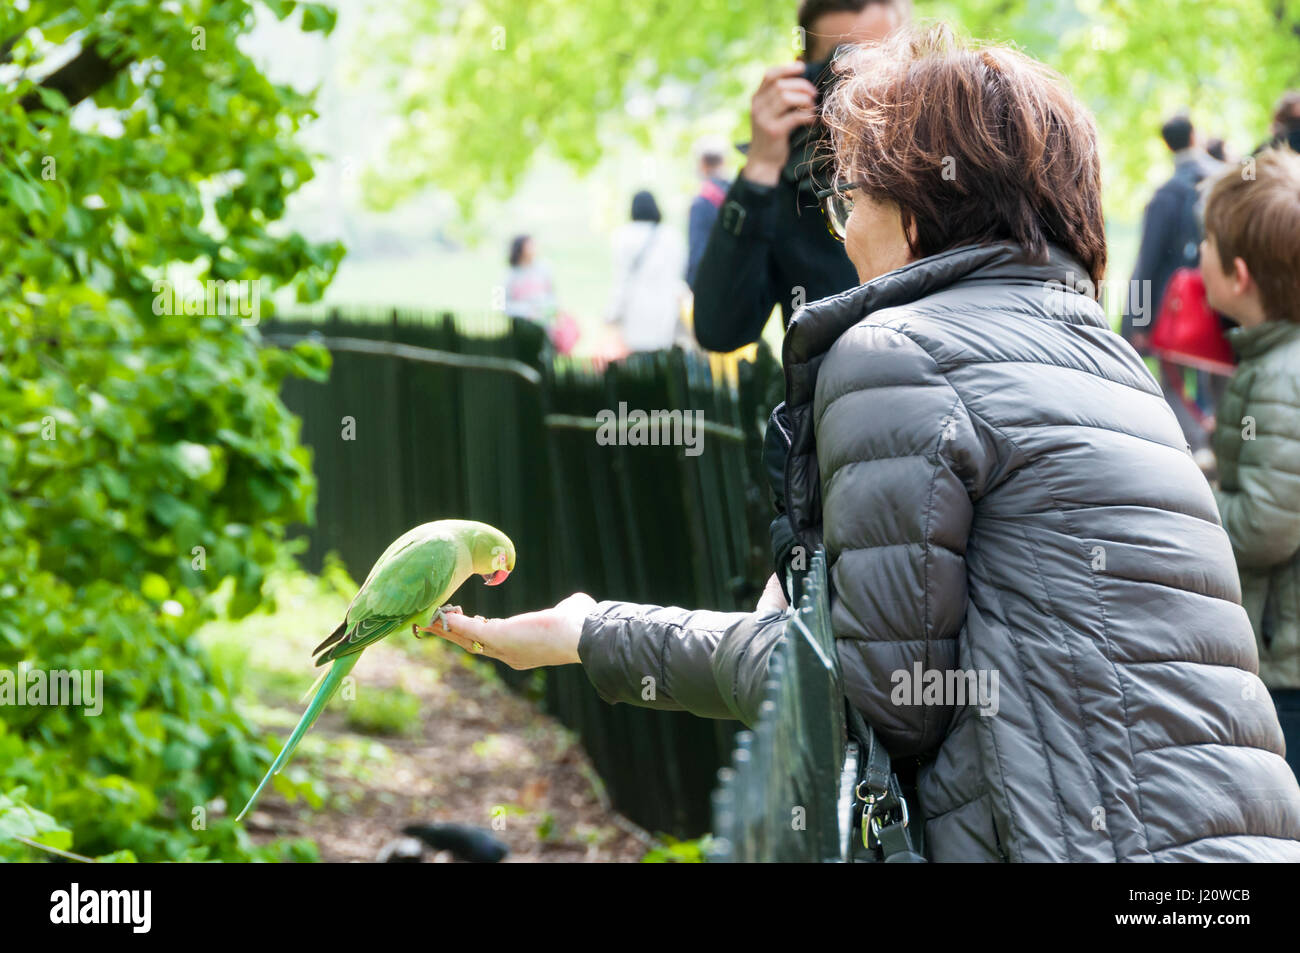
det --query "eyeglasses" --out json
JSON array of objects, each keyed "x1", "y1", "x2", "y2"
[{"x1": 815, "y1": 180, "x2": 865, "y2": 242}]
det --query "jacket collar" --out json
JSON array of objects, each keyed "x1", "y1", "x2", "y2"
[
  {"x1": 783, "y1": 241, "x2": 1099, "y2": 368},
  {"x1": 1228, "y1": 319, "x2": 1300, "y2": 360},
  {"x1": 779, "y1": 241, "x2": 1099, "y2": 551}
]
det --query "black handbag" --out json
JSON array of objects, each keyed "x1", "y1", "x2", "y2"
[{"x1": 844, "y1": 700, "x2": 927, "y2": 862}]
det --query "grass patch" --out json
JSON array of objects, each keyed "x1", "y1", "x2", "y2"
[{"x1": 344, "y1": 687, "x2": 424, "y2": 737}]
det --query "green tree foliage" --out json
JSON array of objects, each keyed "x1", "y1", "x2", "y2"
[
  {"x1": 358, "y1": 0, "x2": 1062, "y2": 207},
  {"x1": 364, "y1": 0, "x2": 1300, "y2": 218},
  {"x1": 0, "y1": 0, "x2": 343, "y2": 860},
  {"x1": 1055, "y1": 0, "x2": 1300, "y2": 208}
]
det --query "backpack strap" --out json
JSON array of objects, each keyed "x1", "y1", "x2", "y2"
[{"x1": 699, "y1": 179, "x2": 727, "y2": 209}]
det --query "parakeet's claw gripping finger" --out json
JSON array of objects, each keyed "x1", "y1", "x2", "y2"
[
  {"x1": 413, "y1": 605, "x2": 464, "y2": 638},
  {"x1": 434, "y1": 605, "x2": 463, "y2": 631}
]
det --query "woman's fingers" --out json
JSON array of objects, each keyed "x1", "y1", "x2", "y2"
[
  {"x1": 436, "y1": 611, "x2": 499, "y2": 657},
  {"x1": 439, "y1": 609, "x2": 486, "y2": 640},
  {"x1": 428, "y1": 596, "x2": 593, "y2": 669}
]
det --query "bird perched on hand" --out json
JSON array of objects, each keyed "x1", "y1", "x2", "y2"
[{"x1": 236, "y1": 519, "x2": 515, "y2": 821}]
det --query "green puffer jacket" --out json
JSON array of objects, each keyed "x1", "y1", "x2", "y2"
[{"x1": 1213, "y1": 320, "x2": 1300, "y2": 689}]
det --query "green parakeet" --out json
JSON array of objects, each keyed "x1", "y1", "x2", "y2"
[{"x1": 236, "y1": 519, "x2": 515, "y2": 821}]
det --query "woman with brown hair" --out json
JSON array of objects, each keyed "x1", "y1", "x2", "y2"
[{"x1": 441, "y1": 25, "x2": 1300, "y2": 861}]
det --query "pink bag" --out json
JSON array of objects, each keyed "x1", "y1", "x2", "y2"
[{"x1": 549, "y1": 311, "x2": 580, "y2": 355}]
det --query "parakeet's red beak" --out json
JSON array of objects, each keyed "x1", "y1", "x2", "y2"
[{"x1": 482, "y1": 569, "x2": 510, "y2": 586}]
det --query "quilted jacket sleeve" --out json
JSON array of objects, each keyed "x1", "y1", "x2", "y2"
[
  {"x1": 815, "y1": 323, "x2": 1001, "y2": 757},
  {"x1": 577, "y1": 601, "x2": 787, "y2": 725},
  {"x1": 1214, "y1": 365, "x2": 1300, "y2": 570}
]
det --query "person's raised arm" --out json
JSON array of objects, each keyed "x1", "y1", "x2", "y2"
[{"x1": 692, "y1": 63, "x2": 815, "y2": 352}]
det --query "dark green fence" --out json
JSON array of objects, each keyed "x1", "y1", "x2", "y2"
[
  {"x1": 708, "y1": 549, "x2": 854, "y2": 862},
  {"x1": 262, "y1": 309, "x2": 778, "y2": 836}
]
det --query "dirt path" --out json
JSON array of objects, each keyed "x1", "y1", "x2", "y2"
[{"x1": 242, "y1": 633, "x2": 648, "y2": 863}]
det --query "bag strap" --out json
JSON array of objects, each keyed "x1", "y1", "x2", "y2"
[
  {"x1": 845, "y1": 700, "x2": 926, "y2": 862},
  {"x1": 1172, "y1": 167, "x2": 1205, "y2": 267},
  {"x1": 628, "y1": 224, "x2": 659, "y2": 277},
  {"x1": 611, "y1": 226, "x2": 660, "y2": 323},
  {"x1": 699, "y1": 179, "x2": 727, "y2": 209},
  {"x1": 789, "y1": 549, "x2": 925, "y2": 862}
]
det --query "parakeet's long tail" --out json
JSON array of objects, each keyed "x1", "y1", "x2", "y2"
[{"x1": 236, "y1": 654, "x2": 360, "y2": 821}]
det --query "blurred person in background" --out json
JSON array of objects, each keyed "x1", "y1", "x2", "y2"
[
  {"x1": 692, "y1": 0, "x2": 909, "y2": 600},
  {"x1": 1122, "y1": 113, "x2": 1225, "y2": 465},
  {"x1": 607, "y1": 190, "x2": 688, "y2": 352},
  {"x1": 685, "y1": 138, "x2": 731, "y2": 289},
  {"x1": 690, "y1": 0, "x2": 909, "y2": 353},
  {"x1": 1202, "y1": 149, "x2": 1300, "y2": 780},
  {"x1": 1257, "y1": 90, "x2": 1300, "y2": 154},
  {"x1": 1122, "y1": 114, "x2": 1221, "y2": 350},
  {"x1": 503, "y1": 234, "x2": 556, "y2": 324}
]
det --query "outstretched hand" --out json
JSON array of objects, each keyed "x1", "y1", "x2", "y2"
[
  {"x1": 431, "y1": 593, "x2": 596, "y2": 669},
  {"x1": 434, "y1": 577, "x2": 786, "y2": 670}
]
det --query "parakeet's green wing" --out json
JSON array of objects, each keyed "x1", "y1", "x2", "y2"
[{"x1": 315, "y1": 534, "x2": 461, "y2": 664}]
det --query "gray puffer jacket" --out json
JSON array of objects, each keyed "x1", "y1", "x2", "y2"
[{"x1": 579, "y1": 242, "x2": 1300, "y2": 862}]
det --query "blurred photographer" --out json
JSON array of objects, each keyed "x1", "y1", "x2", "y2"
[
  {"x1": 694, "y1": 1, "x2": 909, "y2": 598},
  {"x1": 692, "y1": 0, "x2": 909, "y2": 353}
]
